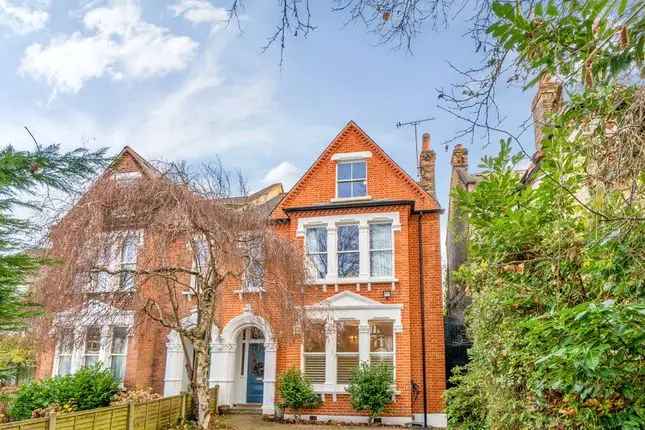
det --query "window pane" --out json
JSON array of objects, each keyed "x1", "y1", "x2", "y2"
[
  {"x1": 352, "y1": 162, "x2": 366, "y2": 179},
  {"x1": 249, "y1": 327, "x2": 264, "y2": 340},
  {"x1": 370, "y1": 224, "x2": 392, "y2": 249},
  {"x1": 304, "y1": 355, "x2": 325, "y2": 384},
  {"x1": 338, "y1": 252, "x2": 359, "y2": 278},
  {"x1": 85, "y1": 327, "x2": 101, "y2": 353},
  {"x1": 84, "y1": 355, "x2": 99, "y2": 367},
  {"x1": 111, "y1": 356, "x2": 125, "y2": 380},
  {"x1": 352, "y1": 181, "x2": 367, "y2": 197},
  {"x1": 370, "y1": 321, "x2": 394, "y2": 352},
  {"x1": 59, "y1": 330, "x2": 74, "y2": 354},
  {"x1": 337, "y1": 355, "x2": 359, "y2": 384},
  {"x1": 370, "y1": 250, "x2": 392, "y2": 277},
  {"x1": 337, "y1": 225, "x2": 359, "y2": 251},
  {"x1": 121, "y1": 233, "x2": 138, "y2": 265},
  {"x1": 369, "y1": 355, "x2": 394, "y2": 382},
  {"x1": 111, "y1": 327, "x2": 128, "y2": 354},
  {"x1": 337, "y1": 163, "x2": 352, "y2": 180},
  {"x1": 338, "y1": 181, "x2": 352, "y2": 198},
  {"x1": 306, "y1": 228, "x2": 327, "y2": 253},
  {"x1": 58, "y1": 356, "x2": 71, "y2": 376},
  {"x1": 304, "y1": 322, "x2": 326, "y2": 353},
  {"x1": 336, "y1": 321, "x2": 359, "y2": 353},
  {"x1": 309, "y1": 254, "x2": 328, "y2": 279}
]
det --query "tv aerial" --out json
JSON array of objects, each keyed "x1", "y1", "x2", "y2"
[{"x1": 395, "y1": 117, "x2": 435, "y2": 178}]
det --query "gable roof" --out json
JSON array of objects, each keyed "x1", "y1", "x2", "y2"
[
  {"x1": 271, "y1": 121, "x2": 440, "y2": 219},
  {"x1": 108, "y1": 146, "x2": 160, "y2": 178}
]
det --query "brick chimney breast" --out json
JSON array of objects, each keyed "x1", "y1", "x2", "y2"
[
  {"x1": 419, "y1": 132, "x2": 436, "y2": 197},
  {"x1": 532, "y1": 75, "x2": 563, "y2": 149}
]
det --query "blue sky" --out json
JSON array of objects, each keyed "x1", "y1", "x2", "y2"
[{"x1": 0, "y1": 0, "x2": 535, "y2": 241}]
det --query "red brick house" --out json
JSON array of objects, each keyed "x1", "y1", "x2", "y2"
[{"x1": 36, "y1": 121, "x2": 446, "y2": 427}]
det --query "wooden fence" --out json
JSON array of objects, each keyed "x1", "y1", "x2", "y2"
[{"x1": 0, "y1": 388, "x2": 217, "y2": 430}]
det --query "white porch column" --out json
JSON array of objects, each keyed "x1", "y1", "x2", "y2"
[
  {"x1": 209, "y1": 342, "x2": 236, "y2": 407},
  {"x1": 163, "y1": 331, "x2": 185, "y2": 396},
  {"x1": 262, "y1": 341, "x2": 277, "y2": 416},
  {"x1": 358, "y1": 323, "x2": 370, "y2": 364}
]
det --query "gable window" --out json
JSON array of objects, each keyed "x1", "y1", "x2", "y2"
[
  {"x1": 56, "y1": 329, "x2": 73, "y2": 376},
  {"x1": 110, "y1": 327, "x2": 128, "y2": 381},
  {"x1": 370, "y1": 320, "x2": 394, "y2": 381},
  {"x1": 336, "y1": 320, "x2": 359, "y2": 384},
  {"x1": 337, "y1": 161, "x2": 366, "y2": 198},
  {"x1": 83, "y1": 326, "x2": 101, "y2": 367},
  {"x1": 337, "y1": 225, "x2": 359, "y2": 278},
  {"x1": 370, "y1": 224, "x2": 393, "y2": 277},
  {"x1": 305, "y1": 227, "x2": 327, "y2": 280},
  {"x1": 303, "y1": 321, "x2": 326, "y2": 384},
  {"x1": 112, "y1": 171, "x2": 141, "y2": 183}
]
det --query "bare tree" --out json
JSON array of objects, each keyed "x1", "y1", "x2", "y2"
[{"x1": 37, "y1": 161, "x2": 308, "y2": 429}]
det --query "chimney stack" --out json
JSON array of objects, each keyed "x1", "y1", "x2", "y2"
[
  {"x1": 531, "y1": 75, "x2": 563, "y2": 149},
  {"x1": 419, "y1": 132, "x2": 436, "y2": 197},
  {"x1": 451, "y1": 144, "x2": 468, "y2": 168}
]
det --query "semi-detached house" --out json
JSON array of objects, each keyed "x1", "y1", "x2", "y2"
[{"x1": 36, "y1": 121, "x2": 446, "y2": 427}]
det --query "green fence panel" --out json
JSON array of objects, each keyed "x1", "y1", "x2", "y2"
[{"x1": 0, "y1": 417, "x2": 48, "y2": 430}]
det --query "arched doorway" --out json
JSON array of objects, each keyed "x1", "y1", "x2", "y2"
[{"x1": 211, "y1": 307, "x2": 277, "y2": 415}]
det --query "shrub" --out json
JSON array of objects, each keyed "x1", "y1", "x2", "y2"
[
  {"x1": 346, "y1": 362, "x2": 394, "y2": 424},
  {"x1": 277, "y1": 368, "x2": 321, "y2": 421},
  {"x1": 111, "y1": 387, "x2": 161, "y2": 406},
  {"x1": 9, "y1": 365, "x2": 119, "y2": 420}
]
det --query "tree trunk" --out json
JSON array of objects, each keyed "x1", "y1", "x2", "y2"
[{"x1": 192, "y1": 338, "x2": 211, "y2": 430}]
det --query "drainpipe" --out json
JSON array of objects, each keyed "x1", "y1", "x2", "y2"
[{"x1": 418, "y1": 214, "x2": 429, "y2": 429}]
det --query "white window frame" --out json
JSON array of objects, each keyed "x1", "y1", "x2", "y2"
[
  {"x1": 296, "y1": 213, "x2": 400, "y2": 285},
  {"x1": 305, "y1": 226, "x2": 328, "y2": 280},
  {"x1": 54, "y1": 329, "x2": 74, "y2": 376},
  {"x1": 368, "y1": 319, "x2": 396, "y2": 383},
  {"x1": 92, "y1": 230, "x2": 143, "y2": 292},
  {"x1": 83, "y1": 326, "x2": 101, "y2": 368},
  {"x1": 109, "y1": 326, "x2": 129, "y2": 381},
  {"x1": 369, "y1": 223, "x2": 394, "y2": 278},
  {"x1": 335, "y1": 160, "x2": 368, "y2": 200},
  {"x1": 302, "y1": 321, "x2": 327, "y2": 384},
  {"x1": 336, "y1": 224, "x2": 360, "y2": 279},
  {"x1": 112, "y1": 171, "x2": 142, "y2": 183}
]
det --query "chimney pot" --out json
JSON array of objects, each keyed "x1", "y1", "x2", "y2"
[{"x1": 422, "y1": 133, "x2": 431, "y2": 151}]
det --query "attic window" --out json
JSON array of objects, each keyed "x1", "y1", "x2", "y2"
[
  {"x1": 112, "y1": 171, "x2": 141, "y2": 183},
  {"x1": 336, "y1": 161, "x2": 367, "y2": 199}
]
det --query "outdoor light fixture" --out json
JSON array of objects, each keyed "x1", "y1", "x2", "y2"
[{"x1": 383, "y1": 290, "x2": 392, "y2": 299}]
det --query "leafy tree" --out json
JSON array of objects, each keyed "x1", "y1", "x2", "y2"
[
  {"x1": 347, "y1": 363, "x2": 394, "y2": 424},
  {"x1": 0, "y1": 142, "x2": 107, "y2": 331},
  {"x1": 277, "y1": 368, "x2": 321, "y2": 422},
  {"x1": 446, "y1": 1, "x2": 644, "y2": 428}
]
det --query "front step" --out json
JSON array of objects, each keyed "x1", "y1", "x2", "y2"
[{"x1": 226, "y1": 403, "x2": 262, "y2": 415}]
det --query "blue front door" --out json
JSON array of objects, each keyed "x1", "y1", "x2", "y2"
[{"x1": 246, "y1": 343, "x2": 265, "y2": 403}]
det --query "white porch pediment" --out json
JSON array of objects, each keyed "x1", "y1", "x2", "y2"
[{"x1": 312, "y1": 291, "x2": 383, "y2": 309}]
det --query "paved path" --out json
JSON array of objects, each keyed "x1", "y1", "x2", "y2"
[{"x1": 216, "y1": 415, "x2": 403, "y2": 429}]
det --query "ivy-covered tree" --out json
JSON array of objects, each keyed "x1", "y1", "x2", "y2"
[
  {"x1": 447, "y1": 0, "x2": 644, "y2": 429},
  {"x1": 0, "y1": 142, "x2": 107, "y2": 331}
]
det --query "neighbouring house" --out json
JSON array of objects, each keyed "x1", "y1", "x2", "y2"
[
  {"x1": 444, "y1": 77, "x2": 563, "y2": 382},
  {"x1": 35, "y1": 121, "x2": 446, "y2": 427}
]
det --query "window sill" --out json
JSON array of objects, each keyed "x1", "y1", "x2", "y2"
[
  {"x1": 306, "y1": 277, "x2": 398, "y2": 286},
  {"x1": 330, "y1": 195, "x2": 372, "y2": 203},
  {"x1": 313, "y1": 384, "x2": 399, "y2": 395}
]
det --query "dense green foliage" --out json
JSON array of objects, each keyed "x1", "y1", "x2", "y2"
[
  {"x1": 447, "y1": 0, "x2": 644, "y2": 428},
  {"x1": 277, "y1": 368, "x2": 321, "y2": 420},
  {"x1": 346, "y1": 363, "x2": 394, "y2": 423},
  {"x1": 8, "y1": 365, "x2": 120, "y2": 420},
  {"x1": 0, "y1": 144, "x2": 107, "y2": 331}
]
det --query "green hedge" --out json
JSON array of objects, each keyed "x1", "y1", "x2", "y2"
[{"x1": 9, "y1": 365, "x2": 120, "y2": 420}]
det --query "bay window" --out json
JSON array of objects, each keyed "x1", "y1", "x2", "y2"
[
  {"x1": 336, "y1": 321, "x2": 360, "y2": 384},
  {"x1": 303, "y1": 321, "x2": 326, "y2": 384},
  {"x1": 337, "y1": 161, "x2": 367, "y2": 199},
  {"x1": 369, "y1": 224, "x2": 393, "y2": 277},
  {"x1": 306, "y1": 227, "x2": 327, "y2": 280},
  {"x1": 337, "y1": 225, "x2": 359, "y2": 278}
]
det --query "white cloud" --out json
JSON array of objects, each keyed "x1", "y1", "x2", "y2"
[
  {"x1": 19, "y1": 0, "x2": 198, "y2": 96},
  {"x1": 171, "y1": 0, "x2": 228, "y2": 28},
  {"x1": 0, "y1": 0, "x2": 48, "y2": 35},
  {"x1": 262, "y1": 161, "x2": 301, "y2": 190}
]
